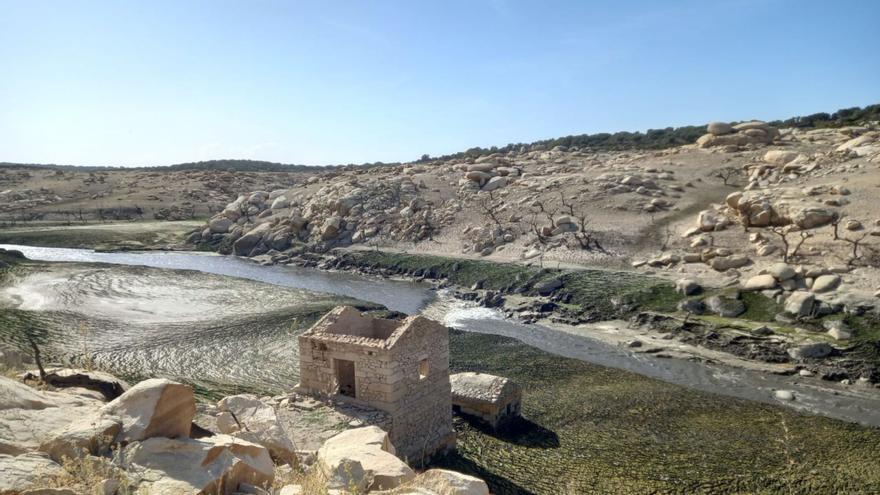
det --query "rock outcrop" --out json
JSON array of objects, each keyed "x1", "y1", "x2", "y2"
[
  {"x1": 122, "y1": 435, "x2": 274, "y2": 494},
  {"x1": 100, "y1": 378, "x2": 196, "y2": 443},
  {"x1": 216, "y1": 394, "x2": 296, "y2": 464},
  {"x1": 317, "y1": 426, "x2": 415, "y2": 492}
]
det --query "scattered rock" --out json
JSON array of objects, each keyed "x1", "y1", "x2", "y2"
[
  {"x1": 705, "y1": 295, "x2": 746, "y2": 317},
  {"x1": 742, "y1": 274, "x2": 777, "y2": 291},
  {"x1": 122, "y1": 434, "x2": 274, "y2": 494},
  {"x1": 216, "y1": 394, "x2": 296, "y2": 464},
  {"x1": 788, "y1": 343, "x2": 833, "y2": 360},
  {"x1": 675, "y1": 279, "x2": 701, "y2": 296},
  {"x1": 373, "y1": 468, "x2": 490, "y2": 495},
  {"x1": 317, "y1": 426, "x2": 414, "y2": 492},
  {"x1": 812, "y1": 275, "x2": 841, "y2": 293},
  {"x1": 774, "y1": 390, "x2": 795, "y2": 401},
  {"x1": 784, "y1": 291, "x2": 815, "y2": 317},
  {"x1": 100, "y1": 378, "x2": 195, "y2": 443}
]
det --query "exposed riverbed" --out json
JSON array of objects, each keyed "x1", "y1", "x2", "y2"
[
  {"x1": 2, "y1": 244, "x2": 879, "y2": 428},
  {"x1": 4, "y1": 244, "x2": 880, "y2": 492}
]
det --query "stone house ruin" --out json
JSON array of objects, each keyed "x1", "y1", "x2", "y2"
[
  {"x1": 450, "y1": 372, "x2": 522, "y2": 430},
  {"x1": 296, "y1": 306, "x2": 455, "y2": 463}
]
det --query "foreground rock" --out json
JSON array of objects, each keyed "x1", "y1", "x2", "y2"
[
  {"x1": 374, "y1": 468, "x2": 490, "y2": 495},
  {"x1": 317, "y1": 426, "x2": 415, "y2": 492},
  {"x1": 0, "y1": 452, "x2": 63, "y2": 494},
  {"x1": 100, "y1": 378, "x2": 195, "y2": 443},
  {"x1": 0, "y1": 377, "x2": 103, "y2": 456},
  {"x1": 122, "y1": 435, "x2": 274, "y2": 494},
  {"x1": 216, "y1": 394, "x2": 296, "y2": 464}
]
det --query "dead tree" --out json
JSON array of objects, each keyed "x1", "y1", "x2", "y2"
[
  {"x1": 715, "y1": 166, "x2": 742, "y2": 186},
  {"x1": 25, "y1": 335, "x2": 47, "y2": 382},
  {"x1": 559, "y1": 193, "x2": 605, "y2": 252},
  {"x1": 838, "y1": 232, "x2": 870, "y2": 266},
  {"x1": 770, "y1": 225, "x2": 812, "y2": 262},
  {"x1": 474, "y1": 190, "x2": 504, "y2": 227}
]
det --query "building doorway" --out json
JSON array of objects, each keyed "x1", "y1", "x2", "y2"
[{"x1": 335, "y1": 359, "x2": 356, "y2": 398}]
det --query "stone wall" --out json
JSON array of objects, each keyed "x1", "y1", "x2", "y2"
[{"x1": 297, "y1": 309, "x2": 454, "y2": 465}]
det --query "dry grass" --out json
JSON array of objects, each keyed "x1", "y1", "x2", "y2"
[{"x1": 33, "y1": 450, "x2": 136, "y2": 494}]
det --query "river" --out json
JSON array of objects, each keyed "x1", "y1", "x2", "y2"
[{"x1": 3, "y1": 244, "x2": 879, "y2": 427}]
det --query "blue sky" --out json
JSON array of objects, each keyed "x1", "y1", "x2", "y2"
[{"x1": 1, "y1": 0, "x2": 878, "y2": 167}]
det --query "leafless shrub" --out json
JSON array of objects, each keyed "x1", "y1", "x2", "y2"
[{"x1": 770, "y1": 225, "x2": 813, "y2": 263}]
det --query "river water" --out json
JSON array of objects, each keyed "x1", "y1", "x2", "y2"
[{"x1": 3, "y1": 244, "x2": 879, "y2": 427}]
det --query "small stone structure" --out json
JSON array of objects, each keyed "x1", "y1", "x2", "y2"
[
  {"x1": 297, "y1": 306, "x2": 455, "y2": 463},
  {"x1": 450, "y1": 372, "x2": 522, "y2": 430}
]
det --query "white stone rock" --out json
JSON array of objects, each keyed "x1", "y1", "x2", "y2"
[
  {"x1": 217, "y1": 394, "x2": 296, "y2": 464},
  {"x1": 812, "y1": 275, "x2": 841, "y2": 293},
  {"x1": 774, "y1": 390, "x2": 795, "y2": 401},
  {"x1": 767, "y1": 263, "x2": 796, "y2": 281},
  {"x1": 100, "y1": 378, "x2": 195, "y2": 443},
  {"x1": 123, "y1": 434, "x2": 274, "y2": 495},
  {"x1": 318, "y1": 426, "x2": 414, "y2": 492},
  {"x1": 784, "y1": 291, "x2": 815, "y2": 317},
  {"x1": 373, "y1": 468, "x2": 489, "y2": 495},
  {"x1": 743, "y1": 274, "x2": 777, "y2": 291},
  {"x1": 0, "y1": 452, "x2": 63, "y2": 493}
]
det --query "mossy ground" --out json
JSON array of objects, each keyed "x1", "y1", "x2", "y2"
[
  {"x1": 437, "y1": 330, "x2": 880, "y2": 494},
  {"x1": 0, "y1": 221, "x2": 200, "y2": 250}
]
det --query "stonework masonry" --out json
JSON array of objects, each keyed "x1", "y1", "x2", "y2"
[{"x1": 297, "y1": 306, "x2": 455, "y2": 464}]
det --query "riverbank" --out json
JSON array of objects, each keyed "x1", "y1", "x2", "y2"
[
  {"x1": 2, "y1": 246, "x2": 880, "y2": 493},
  {"x1": 278, "y1": 248, "x2": 880, "y2": 387},
  {"x1": 0, "y1": 220, "x2": 202, "y2": 251}
]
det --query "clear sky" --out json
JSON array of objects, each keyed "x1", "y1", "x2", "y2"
[{"x1": 1, "y1": 0, "x2": 878, "y2": 167}]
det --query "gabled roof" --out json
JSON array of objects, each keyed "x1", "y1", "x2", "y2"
[{"x1": 301, "y1": 306, "x2": 443, "y2": 349}]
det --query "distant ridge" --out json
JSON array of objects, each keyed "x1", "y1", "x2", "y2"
[{"x1": 3, "y1": 103, "x2": 877, "y2": 171}]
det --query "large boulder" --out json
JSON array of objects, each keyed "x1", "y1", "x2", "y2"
[
  {"x1": 784, "y1": 291, "x2": 815, "y2": 317},
  {"x1": 534, "y1": 277, "x2": 563, "y2": 296},
  {"x1": 0, "y1": 453, "x2": 63, "y2": 494},
  {"x1": 373, "y1": 469, "x2": 490, "y2": 495},
  {"x1": 767, "y1": 263, "x2": 796, "y2": 281},
  {"x1": 788, "y1": 343, "x2": 834, "y2": 360},
  {"x1": 707, "y1": 122, "x2": 733, "y2": 136},
  {"x1": 122, "y1": 435, "x2": 273, "y2": 495},
  {"x1": 216, "y1": 394, "x2": 296, "y2": 464},
  {"x1": 23, "y1": 368, "x2": 129, "y2": 401},
  {"x1": 271, "y1": 195, "x2": 290, "y2": 210},
  {"x1": 0, "y1": 377, "x2": 103, "y2": 456},
  {"x1": 763, "y1": 150, "x2": 799, "y2": 166},
  {"x1": 791, "y1": 207, "x2": 836, "y2": 230},
  {"x1": 321, "y1": 216, "x2": 342, "y2": 240},
  {"x1": 100, "y1": 378, "x2": 195, "y2": 443},
  {"x1": 742, "y1": 274, "x2": 777, "y2": 291},
  {"x1": 209, "y1": 217, "x2": 234, "y2": 234},
  {"x1": 465, "y1": 171, "x2": 492, "y2": 184},
  {"x1": 481, "y1": 176, "x2": 507, "y2": 192},
  {"x1": 812, "y1": 274, "x2": 841, "y2": 293},
  {"x1": 318, "y1": 426, "x2": 414, "y2": 492},
  {"x1": 0, "y1": 376, "x2": 57, "y2": 411},
  {"x1": 232, "y1": 223, "x2": 271, "y2": 256},
  {"x1": 709, "y1": 255, "x2": 750, "y2": 271},
  {"x1": 39, "y1": 413, "x2": 121, "y2": 462}
]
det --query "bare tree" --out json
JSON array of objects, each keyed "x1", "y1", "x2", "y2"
[
  {"x1": 770, "y1": 225, "x2": 812, "y2": 262},
  {"x1": 839, "y1": 232, "x2": 870, "y2": 266},
  {"x1": 474, "y1": 190, "x2": 504, "y2": 227},
  {"x1": 559, "y1": 193, "x2": 605, "y2": 252},
  {"x1": 715, "y1": 166, "x2": 742, "y2": 186}
]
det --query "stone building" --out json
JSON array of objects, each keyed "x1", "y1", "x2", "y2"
[
  {"x1": 450, "y1": 372, "x2": 522, "y2": 430},
  {"x1": 296, "y1": 306, "x2": 455, "y2": 464}
]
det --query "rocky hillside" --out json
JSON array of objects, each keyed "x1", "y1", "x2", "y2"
[{"x1": 191, "y1": 120, "x2": 880, "y2": 383}]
